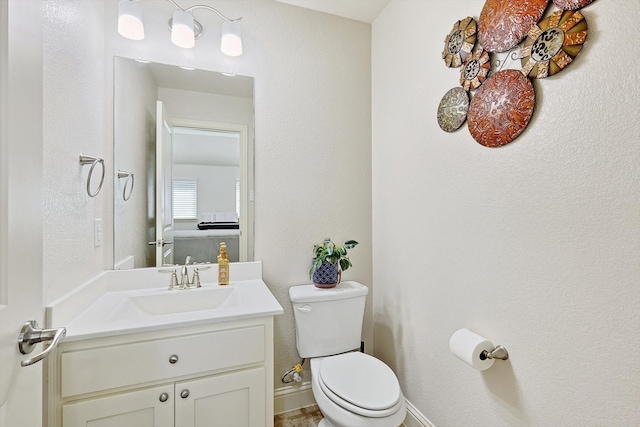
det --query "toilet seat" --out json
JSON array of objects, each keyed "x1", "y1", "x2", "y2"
[{"x1": 318, "y1": 352, "x2": 402, "y2": 418}]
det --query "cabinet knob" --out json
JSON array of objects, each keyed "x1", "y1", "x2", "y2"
[
  {"x1": 169, "y1": 354, "x2": 179, "y2": 364},
  {"x1": 159, "y1": 392, "x2": 169, "y2": 403},
  {"x1": 180, "y1": 389, "x2": 190, "y2": 399}
]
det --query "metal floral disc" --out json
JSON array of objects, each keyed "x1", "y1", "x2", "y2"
[
  {"x1": 467, "y1": 70, "x2": 535, "y2": 147},
  {"x1": 519, "y1": 9, "x2": 588, "y2": 78},
  {"x1": 478, "y1": 0, "x2": 549, "y2": 53},
  {"x1": 460, "y1": 47, "x2": 491, "y2": 91},
  {"x1": 553, "y1": 0, "x2": 596, "y2": 10},
  {"x1": 442, "y1": 17, "x2": 477, "y2": 68},
  {"x1": 437, "y1": 87, "x2": 470, "y2": 132}
]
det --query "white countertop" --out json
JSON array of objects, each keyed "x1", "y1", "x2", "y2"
[{"x1": 47, "y1": 262, "x2": 284, "y2": 342}]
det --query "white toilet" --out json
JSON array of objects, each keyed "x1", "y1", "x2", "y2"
[{"x1": 289, "y1": 281, "x2": 406, "y2": 427}]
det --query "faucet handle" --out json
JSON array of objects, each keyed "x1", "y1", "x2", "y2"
[
  {"x1": 159, "y1": 268, "x2": 179, "y2": 290},
  {"x1": 185, "y1": 256, "x2": 192, "y2": 265},
  {"x1": 193, "y1": 270, "x2": 202, "y2": 288},
  {"x1": 193, "y1": 262, "x2": 211, "y2": 288}
]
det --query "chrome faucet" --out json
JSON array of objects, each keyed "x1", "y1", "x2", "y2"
[
  {"x1": 159, "y1": 256, "x2": 211, "y2": 290},
  {"x1": 180, "y1": 256, "x2": 193, "y2": 288}
]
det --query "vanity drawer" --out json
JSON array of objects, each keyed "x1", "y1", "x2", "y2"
[{"x1": 60, "y1": 325, "x2": 265, "y2": 398}]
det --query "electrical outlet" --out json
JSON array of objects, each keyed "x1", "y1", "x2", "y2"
[{"x1": 94, "y1": 219, "x2": 103, "y2": 248}]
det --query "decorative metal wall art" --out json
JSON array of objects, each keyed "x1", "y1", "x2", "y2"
[
  {"x1": 478, "y1": 0, "x2": 550, "y2": 53},
  {"x1": 467, "y1": 70, "x2": 535, "y2": 147},
  {"x1": 437, "y1": 87, "x2": 470, "y2": 132},
  {"x1": 553, "y1": 0, "x2": 596, "y2": 10},
  {"x1": 460, "y1": 47, "x2": 491, "y2": 91},
  {"x1": 436, "y1": 0, "x2": 597, "y2": 146},
  {"x1": 519, "y1": 9, "x2": 588, "y2": 78},
  {"x1": 442, "y1": 17, "x2": 478, "y2": 68}
]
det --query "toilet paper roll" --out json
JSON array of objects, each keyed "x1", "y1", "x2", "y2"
[{"x1": 449, "y1": 328, "x2": 495, "y2": 371}]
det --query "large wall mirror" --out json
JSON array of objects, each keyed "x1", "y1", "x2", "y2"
[{"x1": 114, "y1": 56, "x2": 254, "y2": 269}]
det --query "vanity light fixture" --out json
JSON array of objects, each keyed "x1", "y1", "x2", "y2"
[
  {"x1": 170, "y1": 9, "x2": 196, "y2": 48},
  {"x1": 117, "y1": 0, "x2": 243, "y2": 57},
  {"x1": 118, "y1": 0, "x2": 144, "y2": 41}
]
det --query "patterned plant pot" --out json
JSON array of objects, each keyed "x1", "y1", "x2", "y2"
[{"x1": 312, "y1": 261, "x2": 341, "y2": 288}]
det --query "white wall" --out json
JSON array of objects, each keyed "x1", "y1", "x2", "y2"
[
  {"x1": 43, "y1": 0, "x2": 107, "y2": 303},
  {"x1": 42, "y1": 0, "x2": 372, "y2": 391},
  {"x1": 372, "y1": 1, "x2": 640, "y2": 425}
]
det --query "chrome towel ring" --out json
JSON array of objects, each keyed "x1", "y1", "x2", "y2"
[
  {"x1": 79, "y1": 154, "x2": 105, "y2": 197},
  {"x1": 117, "y1": 170, "x2": 135, "y2": 201}
]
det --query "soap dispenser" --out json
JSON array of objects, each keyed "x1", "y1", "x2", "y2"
[{"x1": 217, "y1": 242, "x2": 229, "y2": 285}]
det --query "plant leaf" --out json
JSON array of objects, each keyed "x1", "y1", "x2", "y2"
[{"x1": 344, "y1": 240, "x2": 358, "y2": 249}]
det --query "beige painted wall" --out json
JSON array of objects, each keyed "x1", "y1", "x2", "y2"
[
  {"x1": 42, "y1": 0, "x2": 372, "y2": 391},
  {"x1": 372, "y1": 0, "x2": 640, "y2": 425}
]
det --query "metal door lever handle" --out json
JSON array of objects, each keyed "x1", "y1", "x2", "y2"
[{"x1": 18, "y1": 320, "x2": 66, "y2": 367}]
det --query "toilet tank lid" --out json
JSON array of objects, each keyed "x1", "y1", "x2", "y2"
[{"x1": 289, "y1": 281, "x2": 368, "y2": 303}]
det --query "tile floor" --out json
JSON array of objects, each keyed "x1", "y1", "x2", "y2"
[{"x1": 274, "y1": 405, "x2": 324, "y2": 427}]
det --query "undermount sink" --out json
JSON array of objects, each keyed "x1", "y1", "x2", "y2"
[{"x1": 129, "y1": 286, "x2": 237, "y2": 316}]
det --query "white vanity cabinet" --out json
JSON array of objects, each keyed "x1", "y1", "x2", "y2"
[
  {"x1": 62, "y1": 384, "x2": 174, "y2": 427},
  {"x1": 46, "y1": 317, "x2": 274, "y2": 427}
]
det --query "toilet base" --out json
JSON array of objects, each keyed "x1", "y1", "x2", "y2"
[{"x1": 318, "y1": 419, "x2": 334, "y2": 427}]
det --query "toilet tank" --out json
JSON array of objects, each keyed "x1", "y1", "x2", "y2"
[{"x1": 289, "y1": 281, "x2": 368, "y2": 358}]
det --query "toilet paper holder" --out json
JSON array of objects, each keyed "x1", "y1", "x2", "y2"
[{"x1": 480, "y1": 345, "x2": 509, "y2": 361}]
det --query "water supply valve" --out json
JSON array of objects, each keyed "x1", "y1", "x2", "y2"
[{"x1": 281, "y1": 362, "x2": 304, "y2": 384}]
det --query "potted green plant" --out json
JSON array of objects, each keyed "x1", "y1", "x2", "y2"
[{"x1": 309, "y1": 238, "x2": 359, "y2": 288}]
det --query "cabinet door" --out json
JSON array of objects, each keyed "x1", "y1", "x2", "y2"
[
  {"x1": 175, "y1": 367, "x2": 266, "y2": 427},
  {"x1": 62, "y1": 385, "x2": 174, "y2": 427}
]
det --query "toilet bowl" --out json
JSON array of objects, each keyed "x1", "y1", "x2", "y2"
[{"x1": 310, "y1": 353, "x2": 406, "y2": 427}]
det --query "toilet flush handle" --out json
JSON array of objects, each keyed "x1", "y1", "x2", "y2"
[{"x1": 296, "y1": 304, "x2": 312, "y2": 313}]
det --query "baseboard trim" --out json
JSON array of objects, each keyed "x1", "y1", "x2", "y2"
[
  {"x1": 274, "y1": 382, "x2": 316, "y2": 415},
  {"x1": 403, "y1": 399, "x2": 436, "y2": 427},
  {"x1": 273, "y1": 385, "x2": 435, "y2": 427}
]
